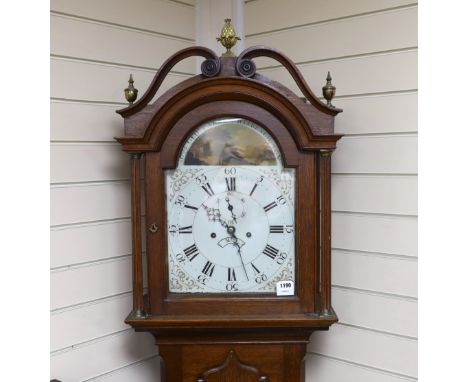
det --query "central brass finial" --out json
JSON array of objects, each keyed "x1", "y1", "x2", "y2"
[{"x1": 217, "y1": 18, "x2": 241, "y2": 57}]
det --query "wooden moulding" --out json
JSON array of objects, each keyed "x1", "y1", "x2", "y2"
[{"x1": 125, "y1": 313, "x2": 337, "y2": 332}]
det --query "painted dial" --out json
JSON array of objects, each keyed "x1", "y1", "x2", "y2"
[{"x1": 166, "y1": 118, "x2": 295, "y2": 293}]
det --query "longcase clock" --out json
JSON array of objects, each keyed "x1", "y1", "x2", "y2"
[{"x1": 115, "y1": 31, "x2": 342, "y2": 382}]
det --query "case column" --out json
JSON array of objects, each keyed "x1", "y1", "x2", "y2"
[
  {"x1": 319, "y1": 149, "x2": 333, "y2": 316},
  {"x1": 130, "y1": 153, "x2": 145, "y2": 317}
]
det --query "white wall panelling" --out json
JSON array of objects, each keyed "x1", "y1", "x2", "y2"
[
  {"x1": 51, "y1": 58, "x2": 191, "y2": 104},
  {"x1": 51, "y1": 14, "x2": 194, "y2": 73},
  {"x1": 171, "y1": 0, "x2": 195, "y2": 6},
  {"x1": 245, "y1": 0, "x2": 416, "y2": 36},
  {"x1": 333, "y1": 135, "x2": 417, "y2": 174},
  {"x1": 332, "y1": 175, "x2": 417, "y2": 215},
  {"x1": 333, "y1": 92, "x2": 418, "y2": 135},
  {"x1": 51, "y1": 293, "x2": 133, "y2": 352},
  {"x1": 51, "y1": 0, "x2": 195, "y2": 41},
  {"x1": 332, "y1": 212, "x2": 417, "y2": 257},
  {"x1": 51, "y1": 220, "x2": 132, "y2": 268},
  {"x1": 50, "y1": 330, "x2": 157, "y2": 382},
  {"x1": 332, "y1": 249, "x2": 418, "y2": 298},
  {"x1": 51, "y1": 183, "x2": 146, "y2": 267},
  {"x1": 258, "y1": 50, "x2": 417, "y2": 98},
  {"x1": 51, "y1": 181, "x2": 131, "y2": 225},
  {"x1": 89, "y1": 356, "x2": 160, "y2": 382},
  {"x1": 247, "y1": 6, "x2": 417, "y2": 67},
  {"x1": 50, "y1": 101, "x2": 123, "y2": 142},
  {"x1": 305, "y1": 353, "x2": 416, "y2": 382},
  {"x1": 51, "y1": 256, "x2": 132, "y2": 310},
  {"x1": 50, "y1": 143, "x2": 130, "y2": 183},
  {"x1": 309, "y1": 325, "x2": 417, "y2": 378},
  {"x1": 332, "y1": 288, "x2": 417, "y2": 338}
]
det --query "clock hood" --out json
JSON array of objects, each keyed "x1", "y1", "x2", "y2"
[{"x1": 115, "y1": 46, "x2": 343, "y2": 155}]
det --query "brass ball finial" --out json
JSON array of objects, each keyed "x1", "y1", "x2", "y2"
[
  {"x1": 124, "y1": 74, "x2": 138, "y2": 104},
  {"x1": 217, "y1": 18, "x2": 241, "y2": 57},
  {"x1": 322, "y1": 71, "x2": 336, "y2": 107}
]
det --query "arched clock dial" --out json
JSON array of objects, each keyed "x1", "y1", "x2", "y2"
[{"x1": 166, "y1": 118, "x2": 296, "y2": 293}]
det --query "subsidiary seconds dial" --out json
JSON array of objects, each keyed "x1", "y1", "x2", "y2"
[{"x1": 167, "y1": 167, "x2": 295, "y2": 293}]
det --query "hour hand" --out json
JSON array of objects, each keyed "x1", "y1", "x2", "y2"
[
  {"x1": 225, "y1": 197, "x2": 237, "y2": 223},
  {"x1": 202, "y1": 203, "x2": 227, "y2": 228}
]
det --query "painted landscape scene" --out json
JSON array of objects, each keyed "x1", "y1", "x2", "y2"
[{"x1": 184, "y1": 123, "x2": 277, "y2": 166}]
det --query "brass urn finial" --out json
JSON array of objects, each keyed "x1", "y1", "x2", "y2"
[
  {"x1": 322, "y1": 71, "x2": 336, "y2": 107},
  {"x1": 217, "y1": 18, "x2": 241, "y2": 57},
  {"x1": 124, "y1": 74, "x2": 138, "y2": 104}
]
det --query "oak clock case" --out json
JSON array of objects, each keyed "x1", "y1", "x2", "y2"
[{"x1": 116, "y1": 44, "x2": 342, "y2": 382}]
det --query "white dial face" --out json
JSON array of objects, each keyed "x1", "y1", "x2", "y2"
[{"x1": 166, "y1": 119, "x2": 295, "y2": 293}]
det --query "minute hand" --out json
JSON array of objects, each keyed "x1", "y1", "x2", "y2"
[{"x1": 228, "y1": 228, "x2": 249, "y2": 281}]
